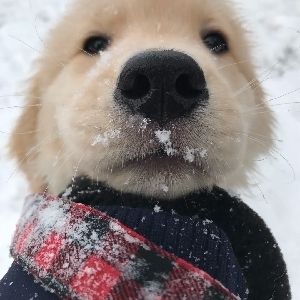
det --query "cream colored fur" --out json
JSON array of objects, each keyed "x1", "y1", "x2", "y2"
[{"x1": 9, "y1": 0, "x2": 274, "y2": 199}]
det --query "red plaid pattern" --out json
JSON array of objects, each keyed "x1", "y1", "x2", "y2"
[{"x1": 11, "y1": 194, "x2": 239, "y2": 300}]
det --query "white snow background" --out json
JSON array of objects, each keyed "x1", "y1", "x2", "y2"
[{"x1": 0, "y1": 0, "x2": 299, "y2": 298}]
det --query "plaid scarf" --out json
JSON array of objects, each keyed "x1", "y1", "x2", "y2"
[{"x1": 10, "y1": 194, "x2": 238, "y2": 300}]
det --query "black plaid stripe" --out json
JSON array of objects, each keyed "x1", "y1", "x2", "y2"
[
  {"x1": 109, "y1": 278, "x2": 143, "y2": 299},
  {"x1": 130, "y1": 247, "x2": 174, "y2": 289},
  {"x1": 205, "y1": 286, "x2": 233, "y2": 300},
  {"x1": 48, "y1": 242, "x2": 88, "y2": 284},
  {"x1": 100, "y1": 231, "x2": 141, "y2": 267},
  {"x1": 69, "y1": 213, "x2": 110, "y2": 252}
]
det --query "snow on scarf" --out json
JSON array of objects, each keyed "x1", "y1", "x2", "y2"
[{"x1": 10, "y1": 194, "x2": 239, "y2": 300}]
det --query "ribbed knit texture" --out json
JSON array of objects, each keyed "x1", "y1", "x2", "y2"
[
  {"x1": 59, "y1": 176, "x2": 291, "y2": 300},
  {"x1": 98, "y1": 206, "x2": 248, "y2": 299}
]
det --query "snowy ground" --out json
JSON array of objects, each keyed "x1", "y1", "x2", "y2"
[{"x1": 0, "y1": 0, "x2": 299, "y2": 298}]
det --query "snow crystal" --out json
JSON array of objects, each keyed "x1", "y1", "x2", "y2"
[
  {"x1": 160, "y1": 184, "x2": 169, "y2": 192},
  {"x1": 200, "y1": 149, "x2": 207, "y2": 158},
  {"x1": 226, "y1": 189, "x2": 241, "y2": 198},
  {"x1": 202, "y1": 219, "x2": 213, "y2": 225},
  {"x1": 154, "y1": 130, "x2": 177, "y2": 156},
  {"x1": 140, "y1": 118, "x2": 149, "y2": 131},
  {"x1": 155, "y1": 130, "x2": 171, "y2": 143},
  {"x1": 37, "y1": 201, "x2": 70, "y2": 232},
  {"x1": 184, "y1": 147, "x2": 207, "y2": 162},
  {"x1": 68, "y1": 220, "x2": 102, "y2": 252},
  {"x1": 110, "y1": 222, "x2": 141, "y2": 245},
  {"x1": 91, "y1": 129, "x2": 120, "y2": 147},
  {"x1": 153, "y1": 205, "x2": 162, "y2": 213},
  {"x1": 61, "y1": 186, "x2": 72, "y2": 198},
  {"x1": 109, "y1": 222, "x2": 125, "y2": 234},
  {"x1": 184, "y1": 147, "x2": 195, "y2": 162},
  {"x1": 88, "y1": 52, "x2": 112, "y2": 78},
  {"x1": 210, "y1": 234, "x2": 220, "y2": 240}
]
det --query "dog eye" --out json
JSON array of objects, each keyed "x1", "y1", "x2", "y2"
[
  {"x1": 83, "y1": 36, "x2": 109, "y2": 54},
  {"x1": 203, "y1": 32, "x2": 228, "y2": 54}
]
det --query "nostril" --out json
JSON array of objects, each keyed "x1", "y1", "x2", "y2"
[
  {"x1": 175, "y1": 74, "x2": 203, "y2": 98},
  {"x1": 115, "y1": 50, "x2": 209, "y2": 124},
  {"x1": 121, "y1": 73, "x2": 151, "y2": 100}
]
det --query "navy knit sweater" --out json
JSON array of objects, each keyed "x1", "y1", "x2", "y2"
[{"x1": 0, "y1": 176, "x2": 291, "y2": 300}]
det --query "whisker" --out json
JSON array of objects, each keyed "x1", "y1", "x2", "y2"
[
  {"x1": 217, "y1": 59, "x2": 250, "y2": 70},
  {"x1": 257, "y1": 61, "x2": 300, "y2": 86},
  {"x1": 52, "y1": 142, "x2": 66, "y2": 167},
  {"x1": 210, "y1": 145, "x2": 229, "y2": 184},
  {"x1": 8, "y1": 35, "x2": 64, "y2": 70},
  {"x1": 1, "y1": 125, "x2": 61, "y2": 135},
  {"x1": 235, "y1": 45, "x2": 300, "y2": 97},
  {"x1": 248, "y1": 171, "x2": 268, "y2": 204},
  {"x1": 244, "y1": 101, "x2": 300, "y2": 113},
  {"x1": 71, "y1": 144, "x2": 92, "y2": 185},
  {"x1": 75, "y1": 46, "x2": 98, "y2": 59},
  {"x1": 43, "y1": 147, "x2": 77, "y2": 194},
  {"x1": 254, "y1": 87, "x2": 300, "y2": 107},
  {"x1": 27, "y1": 135, "x2": 66, "y2": 165},
  {"x1": 0, "y1": 103, "x2": 88, "y2": 111},
  {"x1": 0, "y1": 104, "x2": 42, "y2": 110},
  {"x1": 244, "y1": 109, "x2": 300, "y2": 116},
  {"x1": 27, "y1": 0, "x2": 65, "y2": 68},
  {"x1": 26, "y1": 131, "x2": 61, "y2": 157},
  {"x1": 6, "y1": 129, "x2": 59, "y2": 183},
  {"x1": 234, "y1": 132, "x2": 296, "y2": 184},
  {"x1": 33, "y1": 15, "x2": 65, "y2": 68}
]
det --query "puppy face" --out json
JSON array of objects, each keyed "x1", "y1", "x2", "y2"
[{"x1": 10, "y1": 0, "x2": 274, "y2": 199}]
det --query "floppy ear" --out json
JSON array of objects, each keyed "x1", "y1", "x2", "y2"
[
  {"x1": 9, "y1": 57, "x2": 61, "y2": 193},
  {"x1": 8, "y1": 11, "x2": 80, "y2": 193},
  {"x1": 233, "y1": 24, "x2": 275, "y2": 171},
  {"x1": 9, "y1": 65, "x2": 45, "y2": 192},
  {"x1": 244, "y1": 67, "x2": 275, "y2": 165}
]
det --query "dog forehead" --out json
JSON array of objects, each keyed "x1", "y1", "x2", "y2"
[{"x1": 70, "y1": 0, "x2": 234, "y2": 27}]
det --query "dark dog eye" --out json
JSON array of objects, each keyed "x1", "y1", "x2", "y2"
[
  {"x1": 203, "y1": 32, "x2": 228, "y2": 54},
  {"x1": 83, "y1": 36, "x2": 109, "y2": 54}
]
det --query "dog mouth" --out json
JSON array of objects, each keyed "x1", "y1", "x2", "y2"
[
  {"x1": 153, "y1": 146, "x2": 174, "y2": 158},
  {"x1": 118, "y1": 144, "x2": 205, "y2": 174},
  {"x1": 101, "y1": 143, "x2": 213, "y2": 199}
]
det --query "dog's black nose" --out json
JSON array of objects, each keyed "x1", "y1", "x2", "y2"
[{"x1": 114, "y1": 50, "x2": 209, "y2": 126}]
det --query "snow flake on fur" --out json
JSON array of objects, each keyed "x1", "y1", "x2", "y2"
[{"x1": 10, "y1": 194, "x2": 239, "y2": 300}]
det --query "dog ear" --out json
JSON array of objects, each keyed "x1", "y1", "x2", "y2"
[
  {"x1": 244, "y1": 72, "x2": 275, "y2": 173},
  {"x1": 9, "y1": 57, "x2": 61, "y2": 193},
  {"x1": 8, "y1": 13, "x2": 80, "y2": 193},
  {"x1": 9, "y1": 63, "x2": 46, "y2": 192},
  {"x1": 233, "y1": 24, "x2": 275, "y2": 179}
]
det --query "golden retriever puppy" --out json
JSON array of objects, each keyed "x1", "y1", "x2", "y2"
[{"x1": 9, "y1": 0, "x2": 274, "y2": 199}]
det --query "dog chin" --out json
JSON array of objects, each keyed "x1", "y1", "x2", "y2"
[{"x1": 92, "y1": 156, "x2": 216, "y2": 199}]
